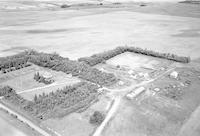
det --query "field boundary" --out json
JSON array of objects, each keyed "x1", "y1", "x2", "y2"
[{"x1": 78, "y1": 46, "x2": 191, "y2": 66}]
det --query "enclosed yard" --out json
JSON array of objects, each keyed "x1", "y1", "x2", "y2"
[
  {"x1": 106, "y1": 52, "x2": 172, "y2": 70},
  {"x1": 0, "y1": 64, "x2": 80, "y2": 93},
  {"x1": 94, "y1": 52, "x2": 174, "y2": 89}
]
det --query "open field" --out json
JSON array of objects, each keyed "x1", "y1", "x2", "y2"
[
  {"x1": 0, "y1": 64, "x2": 80, "y2": 93},
  {"x1": 42, "y1": 112, "x2": 95, "y2": 136},
  {"x1": 0, "y1": 115, "x2": 27, "y2": 136},
  {"x1": 0, "y1": 107, "x2": 42, "y2": 136},
  {"x1": 0, "y1": 2, "x2": 200, "y2": 60}
]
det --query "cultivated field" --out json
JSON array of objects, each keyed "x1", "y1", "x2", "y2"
[{"x1": 0, "y1": 2, "x2": 200, "y2": 60}]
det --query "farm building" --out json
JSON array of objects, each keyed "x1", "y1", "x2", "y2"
[
  {"x1": 38, "y1": 71, "x2": 53, "y2": 82},
  {"x1": 126, "y1": 87, "x2": 145, "y2": 99},
  {"x1": 170, "y1": 71, "x2": 179, "y2": 79}
]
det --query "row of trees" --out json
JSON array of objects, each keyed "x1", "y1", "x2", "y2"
[
  {"x1": 0, "y1": 50, "x2": 117, "y2": 86},
  {"x1": 0, "y1": 52, "x2": 31, "y2": 73},
  {"x1": 90, "y1": 111, "x2": 105, "y2": 125},
  {"x1": 27, "y1": 50, "x2": 117, "y2": 86},
  {"x1": 0, "y1": 86, "x2": 16, "y2": 96},
  {"x1": 78, "y1": 46, "x2": 191, "y2": 66},
  {"x1": 2, "y1": 82, "x2": 99, "y2": 120}
]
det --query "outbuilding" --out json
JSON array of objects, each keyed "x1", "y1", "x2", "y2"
[
  {"x1": 126, "y1": 87, "x2": 145, "y2": 99},
  {"x1": 170, "y1": 71, "x2": 179, "y2": 79}
]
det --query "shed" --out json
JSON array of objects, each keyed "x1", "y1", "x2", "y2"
[
  {"x1": 118, "y1": 81, "x2": 124, "y2": 86},
  {"x1": 126, "y1": 87, "x2": 145, "y2": 99},
  {"x1": 170, "y1": 71, "x2": 178, "y2": 79}
]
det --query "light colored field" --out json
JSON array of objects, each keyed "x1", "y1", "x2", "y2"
[
  {"x1": 0, "y1": 3, "x2": 200, "y2": 60},
  {"x1": 106, "y1": 52, "x2": 171, "y2": 70},
  {"x1": 0, "y1": 64, "x2": 80, "y2": 93},
  {"x1": 42, "y1": 112, "x2": 94, "y2": 136},
  {"x1": 0, "y1": 116, "x2": 27, "y2": 136}
]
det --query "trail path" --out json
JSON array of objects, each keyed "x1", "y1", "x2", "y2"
[
  {"x1": 17, "y1": 81, "x2": 68, "y2": 94},
  {"x1": 92, "y1": 97, "x2": 121, "y2": 136}
]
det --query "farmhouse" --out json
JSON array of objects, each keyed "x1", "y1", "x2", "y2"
[{"x1": 38, "y1": 71, "x2": 53, "y2": 82}]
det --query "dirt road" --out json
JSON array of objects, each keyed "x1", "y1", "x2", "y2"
[
  {"x1": 17, "y1": 81, "x2": 68, "y2": 94},
  {"x1": 93, "y1": 67, "x2": 175, "y2": 136},
  {"x1": 178, "y1": 105, "x2": 200, "y2": 136},
  {"x1": 103, "y1": 67, "x2": 175, "y2": 92},
  {"x1": 92, "y1": 97, "x2": 121, "y2": 136}
]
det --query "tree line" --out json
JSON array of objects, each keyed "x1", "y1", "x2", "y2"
[
  {"x1": 78, "y1": 46, "x2": 191, "y2": 66},
  {"x1": 0, "y1": 52, "x2": 31, "y2": 73},
  {"x1": 0, "y1": 50, "x2": 117, "y2": 86},
  {"x1": 0, "y1": 82, "x2": 99, "y2": 120}
]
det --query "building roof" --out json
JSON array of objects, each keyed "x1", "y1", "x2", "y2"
[{"x1": 39, "y1": 71, "x2": 53, "y2": 79}]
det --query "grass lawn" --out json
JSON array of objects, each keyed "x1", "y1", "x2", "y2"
[
  {"x1": 0, "y1": 64, "x2": 80, "y2": 93},
  {"x1": 20, "y1": 77, "x2": 80, "y2": 101}
]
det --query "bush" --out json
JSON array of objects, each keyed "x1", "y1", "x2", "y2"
[
  {"x1": 60, "y1": 4, "x2": 70, "y2": 8},
  {"x1": 0, "y1": 86, "x2": 15, "y2": 96},
  {"x1": 90, "y1": 111, "x2": 105, "y2": 125}
]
